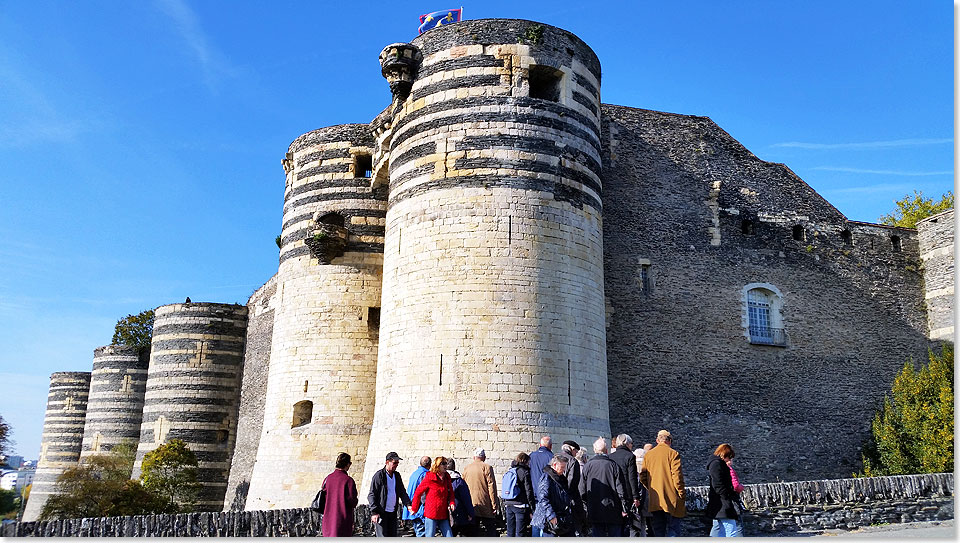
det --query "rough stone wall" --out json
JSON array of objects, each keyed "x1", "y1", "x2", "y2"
[
  {"x1": 244, "y1": 125, "x2": 385, "y2": 510},
  {"x1": 361, "y1": 19, "x2": 610, "y2": 491},
  {"x1": 600, "y1": 105, "x2": 931, "y2": 486},
  {"x1": 9, "y1": 473, "x2": 952, "y2": 537},
  {"x1": 79, "y1": 345, "x2": 149, "y2": 464},
  {"x1": 132, "y1": 303, "x2": 248, "y2": 511},
  {"x1": 223, "y1": 275, "x2": 277, "y2": 511},
  {"x1": 22, "y1": 372, "x2": 91, "y2": 521},
  {"x1": 916, "y1": 208, "x2": 954, "y2": 342}
]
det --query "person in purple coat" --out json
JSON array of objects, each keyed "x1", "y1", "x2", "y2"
[{"x1": 321, "y1": 452, "x2": 359, "y2": 537}]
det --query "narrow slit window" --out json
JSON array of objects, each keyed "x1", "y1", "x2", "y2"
[
  {"x1": 638, "y1": 264, "x2": 652, "y2": 294},
  {"x1": 792, "y1": 225, "x2": 805, "y2": 241},
  {"x1": 355, "y1": 154, "x2": 373, "y2": 178},
  {"x1": 890, "y1": 235, "x2": 902, "y2": 252},
  {"x1": 528, "y1": 65, "x2": 563, "y2": 102},
  {"x1": 368, "y1": 307, "x2": 381, "y2": 330},
  {"x1": 841, "y1": 229, "x2": 852, "y2": 245}
]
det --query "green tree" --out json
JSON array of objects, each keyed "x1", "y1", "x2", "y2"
[
  {"x1": 860, "y1": 345, "x2": 954, "y2": 476},
  {"x1": 0, "y1": 414, "x2": 12, "y2": 461},
  {"x1": 0, "y1": 488, "x2": 17, "y2": 516},
  {"x1": 879, "y1": 190, "x2": 954, "y2": 229},
  {"x1": 111, "y1": 309, "x2": 155, "y2": 351},
  {"x1": 38, "y1": 442, "x2": 164, "y2": 520},
  {"x1": 139, "y1": 439, "x2": 201, "y2": 512}
]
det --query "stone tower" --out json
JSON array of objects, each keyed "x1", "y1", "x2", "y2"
[
  {"x1": 916, "y1": 208, "x2": 955, "y2": 342},
  {"x1": 361, "y1": 19, "x2": 610, "y2": 488},
  {"x1": 132, "y1": 302, "x2": 248, "y2": 511},
  {"x1": 243, "y1": 125, "x2": 386, "y2": 510},
  {"x1": 79, "y1": 345, "x2": 149, "y2": 464},
  {"x1": 22, "y1": 372, "x2": 91, "y2": 521}
]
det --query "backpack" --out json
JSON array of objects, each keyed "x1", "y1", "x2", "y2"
[{"x1": 501, "y1": 467, "x2": 520, "y2": 500}]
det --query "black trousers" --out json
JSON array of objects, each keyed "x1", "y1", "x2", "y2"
[{"x1": 375, "y1": 510, "x2": 398, "y2": 537}]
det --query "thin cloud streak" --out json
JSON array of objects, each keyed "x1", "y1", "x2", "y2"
[
  {"x1": 813, "y1": 166, "x2": 954, "y2": 176},
  {"x1": 821, "y1": 183, "x2": 914, "y2": 195},
  {"x1": 771, "y1": 138, "x2": 952, "y2": 150},
  {"x1": 154, "y1": 0, "x2": 238, "y2": 92}
]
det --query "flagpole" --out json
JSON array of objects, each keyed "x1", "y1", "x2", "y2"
[{"x1": 461, "y1": 6, "x2": 464, "y2": 20}]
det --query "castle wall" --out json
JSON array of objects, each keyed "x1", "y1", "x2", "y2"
[
  {"x1": 244, "y1": 125, "x2": 385, "y2": 510},
  {"x1": 22, "y1": 372, "x2": 91, "y2": 521},
  {"x1": 600, "y1": 105, "x2": 931, "y2": 485},
  {"x1": 361, "y1": 19, "x2": 610, "y2": 489},
  {"x1": 223, "y1": 275, "x2": 277, "y2": 511},
  {"x1": 916, "y1": 208, "x2": 954, "y2": 342},
  {"x1": 78, "y1": 345, "x2": 149, "y2": 464},
  {"x1": 132, "y1": 303, "x2": 248, "y2": 511}
]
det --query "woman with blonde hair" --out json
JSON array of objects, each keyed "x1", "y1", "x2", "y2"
[
  {"x1": 410, "y1": 456, "x2": 456, "y2": 537},
  {"x1": 705, "y1": 444, "x2": 742, "y2": 537}
]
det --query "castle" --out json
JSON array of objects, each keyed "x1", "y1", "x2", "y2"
[{"x1": 23, "y1": 19, "x2": 954, "y2": 520}]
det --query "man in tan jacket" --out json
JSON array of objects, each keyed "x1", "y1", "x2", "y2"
[
  {"x1": 639, "y1": 430, "x2": 686, "y2": 536},
  {"x1": 462, "y1": 448, "x2": 499, "y2": 536}
]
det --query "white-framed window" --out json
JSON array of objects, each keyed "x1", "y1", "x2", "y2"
[{"x1": 742, "y1": 283, "x2": 787, "y2": 346}]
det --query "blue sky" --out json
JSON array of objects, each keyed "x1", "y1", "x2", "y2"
[{"x1": 0, "y1": 1, "x2": 952, "y2": 460}]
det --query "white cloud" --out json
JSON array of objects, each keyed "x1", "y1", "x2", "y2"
[
  {"x1": 812, "y1": 166, "x2": 954, "y2": 176},
  {"x1": 771, "y1": 138, "x2": 952, "y2": 150},
  {"x1": 154, "y1": 0, "x2": 238, "y2": 92}
]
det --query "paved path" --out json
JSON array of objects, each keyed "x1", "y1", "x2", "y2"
[{"x1": 811, "y1": 519, "x2": 954, "y2": 538}]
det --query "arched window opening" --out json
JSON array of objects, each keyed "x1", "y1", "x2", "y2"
[
  {"x1": 841, "y1": 229, "x2": 852, "y2": 245},
  {"x1": 792, "y1": 225, "x2": 805, "y2": 241},
  {"x1": 744, "y1": 285, "x2": 787, "y2": 347},
  {"x1": 741, "y1": 219, "x2": 755, "y2": 235},
  {"x1": 292, "y1": 400, "x2": 313, "y2": 428},
  {"x1": 318, "y1": 212, "x2": 345, "y2": 227},
  {"x1": 890, "y1": 235, "x2": 902, "y2": 252}
]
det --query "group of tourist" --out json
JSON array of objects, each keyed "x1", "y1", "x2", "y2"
[{"x1": 314, "y1": 430, "x2": 746, "y2": 537}]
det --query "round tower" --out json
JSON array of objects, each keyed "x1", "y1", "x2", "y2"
[
  {"x1": 243, "y1": 125, "x2": 386, "y2": 510},
  {"x1": 22, "y1": 372, "x2": 91, "y2": 521},
  {"x1": 362, "y1": 19, "x2": 609, "y2": 487},
  {"x1": 79, "y1": 345, "x2": 149, "y2": 464},
  {"x1": 132, "y1": 302, "x2": 248, "y2": 511}
]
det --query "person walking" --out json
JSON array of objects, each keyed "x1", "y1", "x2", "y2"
[
  {"x1": 410, "y1": 456, "x2": 456, "y2": 538},
  {"x1": 557, "y1": 440, "x2": 586, "y2": 536},
  {"x1": 446, "y1": 458, "x2": 476, "y2": 537},
  {"x1": 320, "y1": 452, "x2": 359, "y2": 537},
  {"x1": 706, "y1": 444, "x2": 743, "y2": 537},
  {"x1": 528, "y1": 436, "x2": 553, "y2": 536},
  {"x1": 462, "y1": 448, "x2": 499, "y2": 537},
  {"x1": 579, "y1": 437, "x2": 627, "y2": 537},
  {"x1": 640, "y1": 430, "x2": 686, "y2": 537},
  {"x1": 609, "y1": 434, "x2": 642, "y2": 535},
  {"x1": 403, "y1": 456, "x2": 433, "y2": 537},
  {"x1": 368, "y1": 451, "x2": 412, "y2": 537},
  {"x1": 502, "y1": 452, "x2": 536, "y2": 537},
  {"x1": 531, "y1": 455, "x2": 575, "y2": 537}
]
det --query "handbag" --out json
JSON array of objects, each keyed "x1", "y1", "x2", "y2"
[
  {"x1": 544, "y1": 511, "x2": 573, "y2": 536},
  {"x1": 311, "y1": 483, "x2": 327, "y2": 511}
]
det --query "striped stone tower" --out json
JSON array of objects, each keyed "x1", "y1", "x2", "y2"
[
  {"x1": 361, "y1": 19, "x2": 611, "y2": 488},
  {"x1": 22, "y1": 372, "x2": 91, "y2": 521},
  {"x1": 244, "y1": 125, "x2": 386, "y2": 510},
  {"x1": 79, "y1": 345, "x2": 149, "y2": 464},
  {"x1": 916, "y1": 208, "x2": 955, "y2": 342},
  {"x1": 132, "y1": 302, "x2": 248, "y2": 511}
]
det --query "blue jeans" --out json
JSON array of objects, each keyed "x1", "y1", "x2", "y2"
[
  {"x1": 651, "y1": 511, "x2": 682, "y2": 537},
  {"x1": 506, "y1": 505, "x2": 529, "y2": 537},
  {"x1": 424, "y1": 517, "x2": 452, "y2": 537},
  {"x1": 532, "y1": 525, "x2": 542, "y2": 537},
  {"x1": 710, "y1": 518, "x2": 743, "y2": 537},
  {"x1": 591, "y1": 522, "x2": 623, "y2": 537},
  {"x1": 539, "y1": 527, "x2": 554, "y2": 537},
  {"x1": 411, "y1": 518, "x2": 425, "y2": 537}
]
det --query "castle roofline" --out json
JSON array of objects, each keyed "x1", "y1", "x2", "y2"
[
  {"x1": 287, "y1": 124, "x2": 374, "y2": 155},
  {"x1": 847, "y1": 219, "x2": 917, "y2": 231},
  {"x1": 916, "y1": 206, "x2": 955, "y2": 226}
]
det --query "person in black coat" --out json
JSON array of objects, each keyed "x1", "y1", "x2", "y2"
[
  {"x1": 705, "y1": 444, "x2": 742, "y2": 537},
  {"x1": 368, "y1": 452, "x2": 412, "y2": 537},
  {"x1": 609, "y1": 434, "x2": 643, "y2": 535},
  {"x1": 579, "y1": 437, "x2": 627, "y2": 537},
  {"x1": 503, "y1": 452, "x2": 537, "y2": 536}
]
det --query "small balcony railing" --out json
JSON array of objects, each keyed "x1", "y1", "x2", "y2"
[{"x1": 749, "y1": 326, "x2": 787, "y2": 346}]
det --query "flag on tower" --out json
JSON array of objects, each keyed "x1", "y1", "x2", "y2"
[{"x1": 418, "y1": 8, "x2": 463, "y2": 34}]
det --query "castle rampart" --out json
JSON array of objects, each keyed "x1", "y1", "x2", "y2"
[
  {"x1": 79, "y1": 345, "x2": 149, "y2": 462},
  {"x1": 22, "y1": 372, "x2": 91, "y2": 521},
  {"x1": 132, "y1": 303, "x2": 248, "y2": 510},
  {"x1": 244, "y1": 124, "x2": 387, "y2": 509},
  {"x1": 360, "y1": 19, "x2": 611, "y2": 489},
  {"x1": 917, "y1": 208, "x2": 955, "y2": 342}
]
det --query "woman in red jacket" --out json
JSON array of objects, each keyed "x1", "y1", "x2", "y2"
[{"x1": 409, "y1": 456, "x2": 456, "y2": 537}]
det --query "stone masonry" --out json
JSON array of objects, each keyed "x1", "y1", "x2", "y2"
[{"x1": 916, "y1": 208, "x2": 954, "y2": 342}]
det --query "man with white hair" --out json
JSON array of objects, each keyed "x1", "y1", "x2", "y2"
[
  {"x1": 640, "y1": 430, "x2": 686, "y2": 537},
  {"x1": 462, "y1": 447, "x2": 499, "y2": 537},
  {"x1": 579, "y1": 437, "x2": 628, "y2": 537},
  {"x1": 609, "y1": 434, "x2": 642, "y2": 535},
  {"x1": 528, "y1": 436, "x2": 553, "y2": 536}
]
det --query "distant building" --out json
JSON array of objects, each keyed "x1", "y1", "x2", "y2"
[
  {"x1": 15, "y1": 469, "x2": 35, "y2": 493},
  {"x1": 2, "y1": 455, "x2": 24, "y2": 469},
  {"x1": 0, "y1": 470, "x2": 16, "y2": 491}
]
